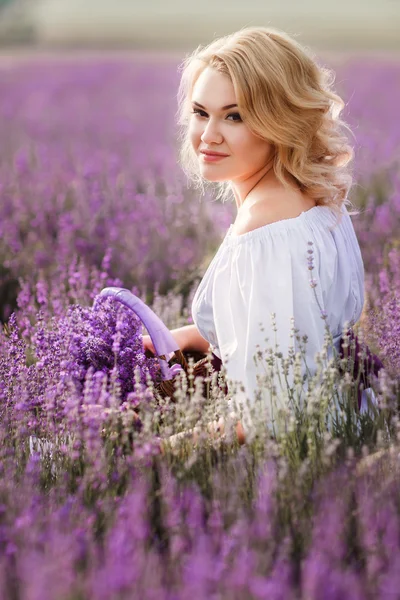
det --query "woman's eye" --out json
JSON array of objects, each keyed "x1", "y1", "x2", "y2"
[
  {"x1": 190, "y1": 109, "x2": 207, "y2": 117},
  {"x1": 227, "y1": 113, "x2": 242, "y2": 122},
  {"x1": 190, "y1": 109, "x2": 241, "y2": 122}
]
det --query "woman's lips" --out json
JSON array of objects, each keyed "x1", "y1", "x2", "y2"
[{"x1": 201, "y1": 154, "x2": 228, "y2": 162}]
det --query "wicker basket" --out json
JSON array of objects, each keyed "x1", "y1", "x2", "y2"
[
  {"x1": 99, "y1": 287, "x2": 228, "y2": 401},
  {"x1": 99, "y1": 287, "x2": 383, "y2": 410}
]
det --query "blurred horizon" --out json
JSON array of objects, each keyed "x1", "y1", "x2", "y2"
[{"x1": 0, "y1": 0, "x2": 399, "y2": 53}]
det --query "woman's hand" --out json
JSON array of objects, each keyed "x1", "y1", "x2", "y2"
[
  {"x1": 206, "y1": 417, "x2": 246, "y2": 445},
  {"x1": 142, "y1": 329, "x2": 187, "y2": 358},
  {"x1": 159, "y1": 417, "x2": 246, "y2": 453},
  {"x1": 142, "y1": 334, "x2": 156, "y2": 357}
]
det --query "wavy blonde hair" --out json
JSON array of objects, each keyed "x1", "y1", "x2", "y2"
[{"x1": 176, "y1": 25, "x2": 359, "y2": 226}]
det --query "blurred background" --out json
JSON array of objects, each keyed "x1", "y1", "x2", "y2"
[{"x1": 0, "y1": 0, "x2": 399, "y2": 54}]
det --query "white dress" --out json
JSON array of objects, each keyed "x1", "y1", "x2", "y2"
[{"x1": 191, "y1": 203, "x2": 378, "y2": 437}]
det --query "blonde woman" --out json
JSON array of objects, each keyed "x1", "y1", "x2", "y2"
[{"x1": 143, "y1": 26, "x2": 381, "y2": 445}]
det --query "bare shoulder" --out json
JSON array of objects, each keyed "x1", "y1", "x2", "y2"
[{"x1": 231, "y1": 189, "x2": 317, "y2": 237}]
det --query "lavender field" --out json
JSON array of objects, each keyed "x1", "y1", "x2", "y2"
[{"x1": 0, "y1": 53, "x2": 400, "y2": 598}]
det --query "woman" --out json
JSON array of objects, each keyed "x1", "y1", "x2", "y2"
[{"x1": 144, "y1": 26, "x2": 380, "y2": 445}]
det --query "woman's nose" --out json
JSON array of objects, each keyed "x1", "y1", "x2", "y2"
[{"x1": 200, "y1": 119, "x2": 223, "y2": 144}]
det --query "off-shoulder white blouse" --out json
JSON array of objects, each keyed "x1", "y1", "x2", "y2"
[{"x1": 191, "y1": 203, "x2": 376, "y2": 436}]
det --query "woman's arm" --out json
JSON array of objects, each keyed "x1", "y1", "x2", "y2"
[
  {"x1": 142, "y1": 324, "x2": 211, "y2": 356},
  {"x1": 170, "y1": 324, "x2": 211, "y2": 354}
]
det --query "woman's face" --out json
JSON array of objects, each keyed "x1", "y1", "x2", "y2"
[{"x1": 188, "y1": 66, "x2": 274, "y2": 184}]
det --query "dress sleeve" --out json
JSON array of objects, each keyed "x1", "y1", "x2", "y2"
[{"x1": 212, "y1": 226, "x2": 328, "y2": 439}]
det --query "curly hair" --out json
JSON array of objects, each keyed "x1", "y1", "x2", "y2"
[{"x1": 175, "y1": 25, "x2": 359, "y2": 227}]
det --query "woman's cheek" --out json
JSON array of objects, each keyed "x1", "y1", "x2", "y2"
[{"x1": 188, "y1": 126, "x2": 201, "y2": 151}]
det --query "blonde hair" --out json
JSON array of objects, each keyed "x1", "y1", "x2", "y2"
[{"x1": 176, "y1": 25, "x2": 360, "y2": 226}]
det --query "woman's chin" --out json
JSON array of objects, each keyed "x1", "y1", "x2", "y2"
[{"x1": 199, "y1": 169, "x2": 228, "y2": 183}]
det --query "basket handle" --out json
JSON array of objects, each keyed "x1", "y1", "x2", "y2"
[{"x1": 99, "y1": 287, "x2": 182, "y2": 381}]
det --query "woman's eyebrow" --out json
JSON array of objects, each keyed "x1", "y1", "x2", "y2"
[{"x1": 192, "y1": 101, "x2": 238, "y2": 111}]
